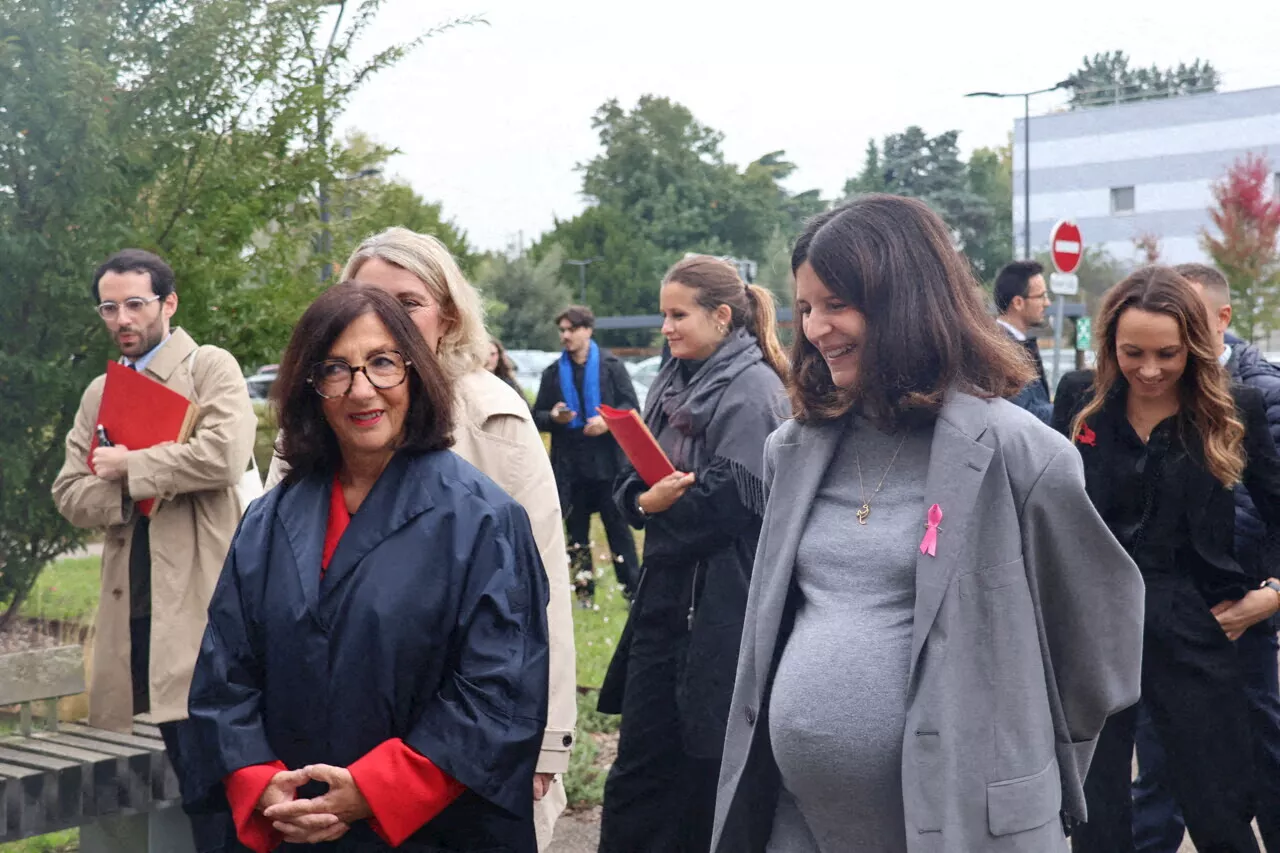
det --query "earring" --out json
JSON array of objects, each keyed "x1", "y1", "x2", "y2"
[{"x1": 718, "y1": 324, "x2": 728, "y2": 336}]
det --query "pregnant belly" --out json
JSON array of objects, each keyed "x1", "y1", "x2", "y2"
[{"x1": 767, "y1": 616, "x2": 913, "y2": 848}]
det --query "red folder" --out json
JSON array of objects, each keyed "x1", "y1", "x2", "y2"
[
  {"x1": 88, "y1": 360, "x2": 200, "y2": 517},
  {"x1": 598, "y1": 405, "x2": 675, "y2": 487}
]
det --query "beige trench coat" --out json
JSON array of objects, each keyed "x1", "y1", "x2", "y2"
[
  {"x1": 266, "y1": 368, "x2": 576, "y2": 848},
  {"x1": 52, "y1": 328, "x2": 256, "y2": 733}
]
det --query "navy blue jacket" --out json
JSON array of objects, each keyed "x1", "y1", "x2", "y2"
[
  {"x1": 1226, "y1": 334, "x2": 1280, "y2": 585},
  {"x1": 186, "y1": 450, "x2": 550, "y2": 852},
  {"x1": 1001, "y1": 325, "x2": 1053, "y2": 425}
]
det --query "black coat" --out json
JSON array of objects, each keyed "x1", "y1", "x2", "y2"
[
  {"x1": 186, "y1": 451, "x2": 550, "y2": 852},
  {"x1": 1225, "y1": 335, "x2": 1280, "y2": 580},
  {"x1": 599, "y1": 361, "x2": 784, "y2": 756},
  {"x1": 532, "y1": 348, "x2": 639, "y2": 496},
  {"x1": 1052, "y1": 370, "x2": 1280, "y2": 603}
]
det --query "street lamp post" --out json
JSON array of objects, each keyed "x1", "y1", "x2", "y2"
[
  {"x1": 565, "y1": 258, "x2": 599, "y2": 303},
  {"x1": 964, "y1": 81, "x2": 1070, "y2": 260},
  {"x1": 966, "y1": 81, "x2": 1072, "y2": 391}
]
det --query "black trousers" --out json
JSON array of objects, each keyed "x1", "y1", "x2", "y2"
[
  {"x1": 1073, "y1": 579, "x2": 1259, "y2": 853},
  {"x1": 599, "y1": 603, "x2": 719, "y2": 852},
  {"x1": 133, "y1": 601, "x2": 244, "y2": 852},
  {"x1": 564, "y1": 477, "x2": 639, "y2": 594}
]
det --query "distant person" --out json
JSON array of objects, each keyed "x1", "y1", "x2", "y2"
[
  {"x1": 597, "y1": 256, "x2": 787, "y2": 853},
  {"x1": 265, "y1": 227, "x2": 576, "y2": 849},
  {"x1": 1054, "y1": 266, "x2": 1280, "y2": 853},
  {"x1": 712, "y1": 197, "x2": 1144, "y2": 853},
  {"x1": 487, "y1": 335, "x2": 524, "y2": 398},
  {"x1": 187, "y1": 283, "x2": 549, "y2": 852},
  {"x1": 52, "y1": 249, "x2": 257, "y2": 851},
  {"x1": 533, "y1": 305, "x2": 641, "y2": 599},
  {"x1": 1131, "y1": 262, "x2": 1280, "y2": 853},
  {"x1": 994, "y1": 260, "x2": 1054, "y2": 423}
]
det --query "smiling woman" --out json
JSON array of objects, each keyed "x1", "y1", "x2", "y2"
[
  {"x1": 1052, "y1": 267, "x2": 1280, "y2": 852},
  {"x1": 183, "y1": 283, "x2": 551, "y2": 852}
]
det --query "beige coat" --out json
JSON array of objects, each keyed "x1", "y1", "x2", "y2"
[
  {"x1": 266, "y1": 368, "x2": 576, "y2": 847},
  {"x1": 52, "y1": 328, "x2": 256, "y2": 733}
]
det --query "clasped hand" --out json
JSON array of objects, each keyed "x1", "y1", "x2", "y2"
[
  {"x1": 258, "y1": 765, "x2": 372, "y2": 844},
  {"x1": 1212, "y1": 588, "x2": 1280, "y2": 642}
]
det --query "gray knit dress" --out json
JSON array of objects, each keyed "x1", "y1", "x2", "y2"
[{"x1": 766, "y1": 416, "x2": 933, "y2": 852}]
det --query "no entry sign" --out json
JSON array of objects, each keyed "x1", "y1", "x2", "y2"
[{"x1": 1050, "y1": 220, "x2": 1083, "y2": 274}]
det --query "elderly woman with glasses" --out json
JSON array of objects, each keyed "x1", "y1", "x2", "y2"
[{"x1": 184, "y1": 283, "x2": 550, "y2": 853}]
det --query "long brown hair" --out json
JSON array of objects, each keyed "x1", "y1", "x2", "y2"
[
  {"x1": 1071, "y1": 265, "x2": 1244, "y2": 486},
  {"x1": 662, "y1": 255, "x2": 788, "y2": 378},
  {"x1": 789, "y1": 195, "x2": 1032, "y2": 426}
]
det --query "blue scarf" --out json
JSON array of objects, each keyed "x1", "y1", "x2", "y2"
[{"x1": 558, "y1": 341, "x2": 601, "y2": 430}]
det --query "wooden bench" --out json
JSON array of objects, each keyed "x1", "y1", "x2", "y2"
[{"x1": 0, "y1": 644, "x2": 195, "y2": 851}]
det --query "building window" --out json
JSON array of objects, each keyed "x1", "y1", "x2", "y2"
[
  {"x1": 1274, "y1": 172, "x2": 1280, "y2": 199},
  {"x1": 1111, "y1": 186, "x2": 1135, "y2": 215}
]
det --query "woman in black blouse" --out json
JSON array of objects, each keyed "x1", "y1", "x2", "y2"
[{"x1": 1054, "y1": 266, "x2": 1280, "y2": 853}]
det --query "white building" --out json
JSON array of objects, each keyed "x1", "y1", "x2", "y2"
[{"x1": 1013, "y1": 85, "x2": 1280, "y2": 265}]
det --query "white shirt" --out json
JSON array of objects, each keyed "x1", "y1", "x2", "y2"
[
  {"x1": 997, "y1": 319, "x2": 1027, "y2": 342},
  {"x1": 1219, "y1": 344, "x2": 1233, "y2": 367}
]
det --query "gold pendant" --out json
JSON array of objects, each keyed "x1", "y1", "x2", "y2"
[{"x1": 856, "y1": 503, "x2": 871, "y2": 525}]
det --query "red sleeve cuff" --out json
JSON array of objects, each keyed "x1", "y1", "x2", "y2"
[
  {"x1": 224, "y1": 761, "x2": 288, "y2": 853},
  {"x1": 349, "y1": 738, "x2": 466, "y2": 846}
]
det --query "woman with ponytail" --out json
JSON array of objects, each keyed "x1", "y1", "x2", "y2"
[{"x1": 597, "y1": 255, "x2": 788, "y2": 852}]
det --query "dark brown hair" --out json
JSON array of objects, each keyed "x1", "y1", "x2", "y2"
[
  {"x1": 555, "y1": 305, "x2": 595, "y2": 329},
  {"x1": 789, "y1": 194, "x2": 1033, "y2": 426},
  {"x1": 662, "y1": 255, "x2": 788, "y2": 378},
  {"x1": 272, "y1": 282, "x2": 454, "y2": 482},
  {"x1": 1072, "y1": 265, "x2": 1243, "y2": 486},
  {"x1": 92, "y1": 249, "x2": 175, "y2": 302}
]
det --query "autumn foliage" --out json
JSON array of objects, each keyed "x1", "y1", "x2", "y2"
[{"x1": 1201, "y1": 153, "x2": 1280, "y2": 340}]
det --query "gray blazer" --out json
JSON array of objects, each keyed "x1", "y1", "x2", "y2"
[{"x1": 712, "y1": 392, "x2": 1145, "y2": 853}]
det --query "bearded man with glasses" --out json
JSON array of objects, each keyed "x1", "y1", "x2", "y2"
[{"x1": 52, "y1": 248, "x2": 256, "y2": 853}]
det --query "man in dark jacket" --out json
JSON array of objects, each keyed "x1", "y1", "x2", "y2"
[
  {"x1": 1133, "y1": 262, "x2": 1280, "y2": 853},
  {"x1": 994, "y1": 260, "x2": 1053, "y2": 423},
  {"x1": 533, "y1": 305, "x2": 640, "y2": 599}
]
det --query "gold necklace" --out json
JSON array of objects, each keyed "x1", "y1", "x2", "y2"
[{"x1": 854, "y1": 434, "x2": 909, "y2": 525}]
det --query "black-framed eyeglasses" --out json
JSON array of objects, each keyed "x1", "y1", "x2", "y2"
[
  {"x1": 97, "y1": 295, "x2": 161, "y2": 320},
  {"x1": 307, "y1": 351, "x2": 411, "y2": 399}
]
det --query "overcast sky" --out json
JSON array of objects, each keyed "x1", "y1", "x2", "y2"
[{"x1": 339, "y1": 0, "x2": 1278, "y2": 252}]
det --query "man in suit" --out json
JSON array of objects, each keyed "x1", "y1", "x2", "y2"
[
  {"x1": 1132, "y1": 262, "x2": 1280, "y2": 853},
  {"x1": 52, "y1": 249, "x2": 257, "y2": 852},
  {"x1": 533, "y1": 305, "x2": 641, "y2": 599},
  {"x1": 994, "y1": 260, "x2": 1053, "y2": 423}
]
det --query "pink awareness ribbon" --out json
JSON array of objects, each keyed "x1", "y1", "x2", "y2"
[{"x1": 920, "y1": 504, "x2": 943, "y2": 557}]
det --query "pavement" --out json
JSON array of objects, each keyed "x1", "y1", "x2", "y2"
[{"x1": 547, "y1": 809, "x2": 601, "y2": 853}]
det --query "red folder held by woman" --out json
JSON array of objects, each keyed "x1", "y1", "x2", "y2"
[{"x1": 598, "y1": 405, "x2": 675, "y2": 486}]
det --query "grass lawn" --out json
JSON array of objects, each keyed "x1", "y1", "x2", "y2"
[
  {"x1": 20, "y1": 557, "x2": 99, "y2": 626},
  {"x1": 0, "y1": 830, "x2": 77, "y2": 852}
]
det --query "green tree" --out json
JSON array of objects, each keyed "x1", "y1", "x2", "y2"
[
  {"x1": 966, "y1": 143, "x2": 1014, "y2": 283},
  {"x1": 1065, "y1": 51, "x2": 1219, "y2": 109},
  {"x1": 474, "y1": 247, "x2": 574, "y2": 350},
  {"x1": 558, "y1": 96, "x2": 823, "y2": 323},
  {"x1": 843, "y1": 126, "x2": 996, "y2": 278},
  {"x1": 0, "y1": 0, "x2": 469, "y2": 626},
  {"x1": 534, "y1": 205, "x2": 677, "y2": 329}
]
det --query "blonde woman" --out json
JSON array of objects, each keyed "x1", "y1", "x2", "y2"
[
  {"x1": 265, "y1": 228, "x2": 575, "y2": 848},
  {"x1": 1054, "y1": 266, "x2": 1280, "y2": 852}
]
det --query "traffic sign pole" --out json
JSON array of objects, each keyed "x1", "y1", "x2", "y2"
[{"x1": 1047, "y1": 221, "x2": 1084, "y2": 396}]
